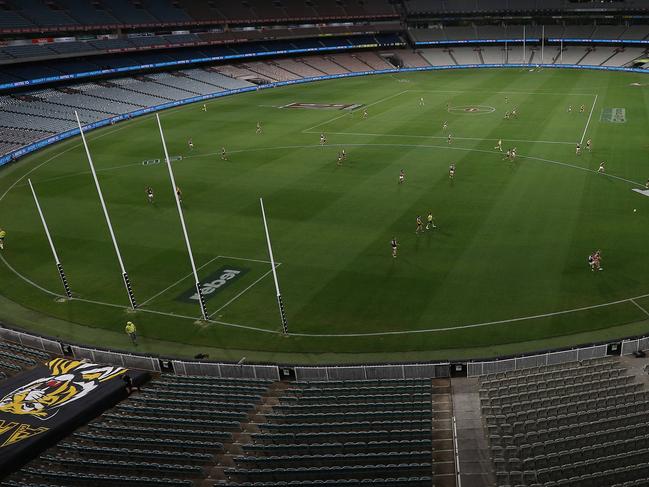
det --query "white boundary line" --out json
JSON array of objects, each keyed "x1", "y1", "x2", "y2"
[
  {"x1": 208, "y1": 264, "x2": 280, "y2": 318},
  {"x1": 580, "y1": 94, "x2": 598, "y2": 145},
  {"x1": 0, "y1": 252, "x2": 63, "y2": 299},
  {"x1": 69, "y1": 295, "x2": 278, "y2": 334},
  {"x1": 1, "y1": 137, "x2": 648, "y2": 336},
  {"x1": 290, "y1": 292, "x2": 649, "y2": 337}
]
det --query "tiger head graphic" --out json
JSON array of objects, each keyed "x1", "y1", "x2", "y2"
[{"x1": 0, "y1": 358, "x2": 127, "y2": 420}]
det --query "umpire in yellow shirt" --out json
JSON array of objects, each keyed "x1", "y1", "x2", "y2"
[{"x1": 125, "y1": 321, "x2": 137, "y2": 345}]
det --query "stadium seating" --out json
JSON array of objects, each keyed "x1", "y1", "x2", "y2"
[
  {"x1": 404, "y1": 0, "x2": 649, "y2": 15},
  {"x1": 226, "y1": 379, "x2": 435, "y2": 485},
  {"x1": 0, "y1": 34, "x2": 402, "y2": 83},
  {"x1": 3, "y1": 372, "x2": 437, "y2": 486},
  {"x1": 0, "y1": 339, "x2": 50, "y2": 379},
  {"x1": 1, "y1": 33, "x2": 645, "y2": 161},
  {"x1": 6, "y1": 332, "x2": 649, "y2": 487},
  {"x1": 0, "y1": 0, "x2": 397, "y2": 32},
  {"x1": 480, "y1": 357, "x2": 649, "y2": 486},
  {"x1": 4, "y1": 374, "x2": 276, "y2": 486}
]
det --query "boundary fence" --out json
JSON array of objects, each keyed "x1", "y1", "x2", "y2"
[
  {"x1": 621, "y1": 336, "x2": 649, "y2": 356},
  {"x1": 465, "y1": 344, "x2": 609, "y2": 377},
  {"x1": 2, "y1": 322, "x2": 648, "y2": 380},
  {"x1": 172, "y1": 360, "x2": 280, "y2": 380},
  {"x1": 294, "y1": 363, "x2": 450, "y2": 381}
]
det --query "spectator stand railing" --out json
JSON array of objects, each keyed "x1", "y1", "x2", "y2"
[{"x1": 0, "y1": 323, "x2": 647, "y2": 380}]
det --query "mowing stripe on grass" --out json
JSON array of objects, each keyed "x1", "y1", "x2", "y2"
[
  {"x1": 301, "y1": 89, "x2": 409, "y2": 134},
  {"x1": 68, "y1": 295, "x2": 280, "y2": 334},
  {"x1": 308, "y1": 131, "x2": 576, "y2": 145},
  {"x1": 140, "y1": 255, "x2": 278, "y2": 307},
  {"x1": 139, "y1": 255, "x2": 222, "y2": 307},
  {"x1": 208, "y1": 264, "x2": 280, "y2": 319},
  {"x1": 0, "y1": 253, "x2": 63, "y2": 299},
  {"x1": 2, "y1": 139, "x2": 646, "y2": 338},
  {"x1": 290, "y1": 293, "x2": 649, "y2": 337},
  {"x1": 4, "y1": 246, "x2": 649, "y2": 338}
]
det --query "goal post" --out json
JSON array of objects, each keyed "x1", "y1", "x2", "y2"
[
  {"x1": 74, "y1": 112, "x2": 137, "y2": 310},
  {"x1": 260, "y1": 197, "x2": 288, "y2": 335},
  {"x1": 155, "y1": 114, "x2": 208, "y2": 321},
  {"x1": 28, "y1": 179, "x2": 72, "y2": 299}
]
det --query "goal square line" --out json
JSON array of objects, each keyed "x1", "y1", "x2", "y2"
[{"x1": 139, "y1": 254, "x2": 276, "y2": 308}]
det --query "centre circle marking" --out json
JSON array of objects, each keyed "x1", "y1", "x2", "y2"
[{"x1": 447, "y1": 105, "x2": 496, "y2": 114}]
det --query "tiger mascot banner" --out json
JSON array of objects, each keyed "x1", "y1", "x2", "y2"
[{"x1": 0, "y1": 357, "x2": 148, "y2": 476}]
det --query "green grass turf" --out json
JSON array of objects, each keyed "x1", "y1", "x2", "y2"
[{"x1": 1, "y1": 67, "x2": 649, "y2": 363}]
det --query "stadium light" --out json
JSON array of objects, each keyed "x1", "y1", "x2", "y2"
[
  {"x1": 260, "y1": 197, "x2": 288, "y2": 335},
  {"x1": 28, "y1": 179, "x2": 72, "y2": 299},
  {"x1": 155, "y1": 114, "x2": 208, "y2": 322},
  {"x1": 74, "y1": 112, "x2": 138, "y2": 310}
]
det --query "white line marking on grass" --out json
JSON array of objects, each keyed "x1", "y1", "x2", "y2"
[
  {"x1": 407, "y1": 89, "x2": 598, "y2": 96},
  {"x1": 580, "y1": 94, "x2": 598, "y2": 145},
  {"x1": 290, "y1": 292, "x2": 649, "y2": 337},
  {"x1": 314, "y1": 131, "x2": 576, "y2": 145},
  {"x1": 208, "y1": 264, "x2": 280, "y2": 318},
  {"x1": 218, "y1": 255, "x2": 276, "y2": 265},
  {"x1": 0, "y1": 253, "x2": 64, "y2": 299},
  {"x1": 631, "y1": 299, "x2": 649, "y2": 318},
  {"x1": 3, "y1": 140, "x2": 647, "y2": 337},
  {"x1": 68, "y1": 295, "x2": 279, "y2": 334},
  {"x1": 139, "y1": 255, "x2": 223, "y2": 307},
  {"x1": 140, "y1": 254, "x2": 278, "y2": 307},
  {"x1": 154, "y1": 142, "x2": 647, "y2": 187},
  {"x1": 301, "y1": 90, "x2": 409, "y2": 134},
  {"x1": 46, "y1": 287, "x2": 649, "y2": 337}
]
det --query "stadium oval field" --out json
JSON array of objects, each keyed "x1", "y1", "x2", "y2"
[{"x1": 1, "y1": 67, "x2": 649, "y2": 363}]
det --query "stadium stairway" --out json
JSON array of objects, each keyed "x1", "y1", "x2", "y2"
[
  {"x1": 431, "y1": 378, "x2": 457, "y2": 487},
  {"x1": 206, "y1": 380, "x2": 291, "y2": 483},
  {"x1": 452, "y1": 377, "x2": 497, "y2": 487}
]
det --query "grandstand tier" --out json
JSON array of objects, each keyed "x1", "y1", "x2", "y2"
[{"x1": 5, "y1": 335, "x2": 649, "y2": 487}]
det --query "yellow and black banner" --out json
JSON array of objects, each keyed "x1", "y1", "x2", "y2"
[{"x1": 0, "y1": 357, "x2": 147, "y2": 476}]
